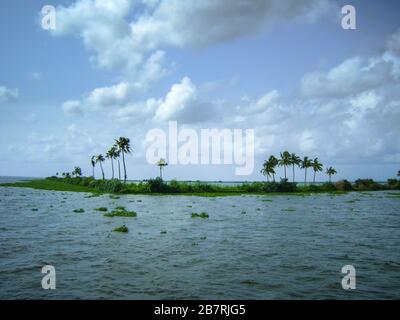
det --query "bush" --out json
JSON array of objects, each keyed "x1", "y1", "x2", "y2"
[
  {"x1": 147, "y1": 177, "x2": 167, "y2": 192},
  {"x1": 354, "y1": 179, "x2": 382, "y2": 191},
  {"x1": 387, "y1": 179, "x2": 400, "y2": 189},
  {"x1": 335, "y1": 180, "x2": 353, "y2": 191}
]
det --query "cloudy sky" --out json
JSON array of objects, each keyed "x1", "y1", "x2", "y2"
[{"x1": 0, "y1": 0, "x2": 399, "y2": 181}]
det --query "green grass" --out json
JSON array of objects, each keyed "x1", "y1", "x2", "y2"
[
  {"x1": 0, "y1": 179, "x2": 93, "y2": 193},
  {"x1": 113, "y1": 225, "x2": 128, "y2": 233},
  {"x1": 191, "y1": 212, "x2": 209, "y2": 218},
  {"x1": 73, "y1": 208, "x2": 85, "y2": 213},
  {"x1": 94, "y1": 207, "x2": 108, "y2": 212}
]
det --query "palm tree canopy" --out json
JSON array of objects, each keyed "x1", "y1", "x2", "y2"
[
  {"x1": 96, "y1": 154, "x2": 105, "y2": 163},
  {"x1": 157, "y1": 158, "x2": 168, "y2": 166},
  {"x1": 115, "y1": 137, "x2": 131, "y2": 154},
  {"x1": 106, "y1": 146, "x2": 118, "y2": 159},
  {"x1": 90, "y1": 156, "x2": 96, "y2": 167},
  {"x1": 300, "y1": 156, "x2": 312, "y2": 169},
  {"x1": 289, "y1": 153, "x2": 301, "y2": 165},
  {"x1": 312, "y1": 158, "x2": 323, "y2": 172},
  {"x1": 326, "y1": 166, "x2": 337, "y2": 175},
  {"x1": 279, "y1": 151, "x2": 291, "y2": 166}
]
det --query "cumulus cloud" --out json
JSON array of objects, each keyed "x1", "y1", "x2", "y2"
[{"x1": 0, "y1": 86, "x2": 19, "y2": 103}]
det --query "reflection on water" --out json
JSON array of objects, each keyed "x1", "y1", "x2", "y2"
[{"x1": 0, "y1": 185, "x2": 399, "y2": 299}]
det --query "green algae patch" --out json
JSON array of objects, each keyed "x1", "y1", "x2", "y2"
[
  {"x1": 113, "y1": 225, "x2": 128, "y2": 233},
  {"x1": 73, "y1": 208, "x2": 85, "y2": 213}
]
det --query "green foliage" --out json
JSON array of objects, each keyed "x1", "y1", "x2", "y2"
[
  {"x1": 335, "y1": 180, "x2": 353, "y2": 191},
  {"x1": 104, "y1": 208, "x2": 137, "y2": 217},
  {"x1": 354, "y1": 179, "x2": 383, "y2": 191},
  {"x1": 94, "y1": 207, "x2": 108, "y2": 212},
  {"x1": 73, "y1": 208, "x2": 85, "y2": 213},
  {"x1": 387, "y1": 179, "x2": 400, "y2": 189},
  {"x1": 191, "y1": 212, "x2": 209, "y2": 218}
]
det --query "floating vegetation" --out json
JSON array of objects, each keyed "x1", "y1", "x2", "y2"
[
  {"x1": 94, "y1": 207, "x2": 108, "y2": 212},
  {"x1": 191, "y1": 212, "x2": 209, "y2": 218},
  {"x1": 73, "y1": 208, "x2": 85, "y2": 213},
  {"x1": 256, "y1": 208, "x2": 261, "y2": 211},
  {"x1": 31, "y1": 208, "x2": 38, "y2": 211},
  {"x1": 61, "y1": 200, "x2": 65, "y2": 203},
  {"x1": 109, "y1": 195, "x2": 120, "y2": 199},
  {"x1": 160, "y1": 230, "x2": 167, "y2": 234},
  {"x1": 84, "y1": 194, "x2": 100, "y2": 198},
  {"x1": 200, "y1": 236, "x2": 207, "y2": 240},
  {"x1": 262, "y1": 199, "x2": 273, "y2": 202},
  {"x1": 282, "y1": 208, "x2": 296, "y2": 212},
  {"x1": 241, "y1": 210, "x2": 246, "y2": 214},
  {"x1": 113, "y1": 225, "x2": 128, "y2": 233},
  {"x1": 104, "y1": 208, "x2": 137, "y2": 217},
  {"x1": 137, "y1": 200, "x2": 142, "y2": 202},
  {"x1": 187, "y1": 205, "x2": 193, "y2": 208},
  {"x1": 192, "y1": 242, "x2": 198, "y2": 246},
  {"x1": 115, "y1": 206, "x2": 125, "y2": 211}
]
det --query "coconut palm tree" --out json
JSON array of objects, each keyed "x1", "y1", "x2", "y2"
[
  {"x1": 72, "y1": 166, "x2": 82, "y2": 177},
  {"x1": 115, "y1": 137, "x2": 131, "y2": 183},
  {"x1": 90, "y1": 156, "x2": 96, "y2": 178},
  {"x1": 261, "y1": 159, "x2": 273, "y2": 182},
  {"x1": 157, "y1": 158, "x2": 168, "y2": 179},
  {"x1": 106, "y1": 146, "x2": 118, "y2": 180},
  {"x1": 289, "y1": 153, "x2": 301, "y2": 183},
  {"x1": 312, "y1": 158, "x2": 323, "y2": 184},
  {"x1": 96, "y1": 154, "x2": 105, "y2": 180},
  {"x1": 278, "y1": 151, "x2": 291, "y2": 180},
  {"x1": 300, "y1": 156, "x2": 312, "y2": 185},
  {"x1": 268, "y1": 155, "x2": 279, "y2": 182},
  {"x1": 326, "y1": 166, "x2": 337, "y2": 183}
]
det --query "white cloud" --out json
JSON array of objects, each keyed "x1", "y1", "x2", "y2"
[
  {"x1": 62, "y1": 100, "x2": 83, "y2": 115},
  {"x1": 0, "y1": 86, "x2": 18, "y2": 103}
]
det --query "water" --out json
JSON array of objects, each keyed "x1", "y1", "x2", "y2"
[{"x1": 0, "y1": 183, "x2": 399, "y2": 299}]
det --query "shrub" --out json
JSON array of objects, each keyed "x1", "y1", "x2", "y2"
[
  {"x1": 387, "y1": 179, "x2": 400, "y2": 189},
  {"x1": 354, "y1": 179, "x2": 382, "y2": 191},
  {"x1": 335, "y1": 180, "x2": 353, "y2": 191}
]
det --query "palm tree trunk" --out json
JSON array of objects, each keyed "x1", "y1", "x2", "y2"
[
  {"x1": 92, "y1": 166, "x2": 94, "y2": 179},
  {"x1": 292, "y1": 165, "x2": 295, "y2": 183},
  {"x1": 304, "y1": 168, "x2": 307, "y2": 185},
  {"x1": 273, "y1": 173, "x2": 275, "y2": 182},
  {"x1": 122, "y1": 151, "x2": 127, "y2": 183},
  {"x1": 313, "y1": 171, "x2": 316, "y2": 184},
  {"x1": 117, "y1": 159, "x2": 121, "y2": 180},
  {"x1": 159, "y1": 166, "x2": 162, "y2": 179},
  {"x1": 266, "y1": 175, "x2": 269, "y2": 183},
  {"x1": 284, "y1": 165, "x2": 286, "y2": 180},
  {"x1": 329, "y1": 174, "x2": 331, "y2": 183},
  {"x1": 111, "y1": 159, "x2": 114, "y2": 179},
  {"x1": 100, "y1": 162, "x2": 104, "y2": 180}
]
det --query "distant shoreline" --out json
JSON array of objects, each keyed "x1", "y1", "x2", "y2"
[{"x1": 1, "y1": 177, "x2": 399, "y2": 197}]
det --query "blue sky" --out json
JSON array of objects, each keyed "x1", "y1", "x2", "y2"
[{"x1": 1, "y1": 0, "x2": 400, "y2": 181}]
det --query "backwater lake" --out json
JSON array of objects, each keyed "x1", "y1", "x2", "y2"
[{"x1": 0, "y1": 177, "x2": 399, "y2": 299}]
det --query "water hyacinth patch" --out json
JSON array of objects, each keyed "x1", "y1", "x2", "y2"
[
  {"x1": 191, "y1": 212, "x2": 209, "y2": 218},
  {"x1": 113, "y1": 225, "x2": 128, "y2": 233},
  {"x1": 73, "y1": 208, "x2": 85, "y2": 213}
]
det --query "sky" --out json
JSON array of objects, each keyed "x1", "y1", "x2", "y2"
[{"x1": 0, "y1": 0, "x2": 399, "y2": 181}]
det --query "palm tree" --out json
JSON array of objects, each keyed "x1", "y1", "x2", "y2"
[
  {"x1": 289, "y1": 153, "x2": 301, "y2": 183},
  {"x1": 96, "y1": 154, "x2": 105, "y2": 180},
  {"x1": 300, "y1": 156, "x2": 312, "y2": 185},
  {"x1": 278, "y1": 151, "x2": 291, "y2": 180},
  {"x1": 326, "y1": 166, "x2": 337, "y2": 183},
  {"x1": 90, "y1": 156, "x2": 96, "y2": 178},
  {"x1": 115, "y1": 137, "x2": 131, "y2": 183},
  {"x1": 312, "y1": 158, "x2": 323, "y2": 184},
  {"x1": 72, "y1": 166, "x2": 82, "y2": 177},
  {"x1": 268, "y1": 155, "x2": 278, "y2": 182},
  {"x1": 157, "y1": 158, "x2": 168, "y2": 179},
  {"x1": 106, "y1": 146, "x2": 118, "y2": 180},
  {"x1": 397, "y1": 170, "x2": 400, "y2": 179}
]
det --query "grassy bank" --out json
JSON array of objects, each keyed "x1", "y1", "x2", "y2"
[{"x1": 1, "y1": 176, "x2": 399, "y2": 196}]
